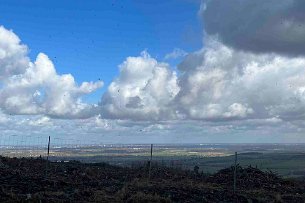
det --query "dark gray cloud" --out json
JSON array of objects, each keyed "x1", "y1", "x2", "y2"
[{"x1": 202, "y1": 0, "x2": 305, "y2": 55}]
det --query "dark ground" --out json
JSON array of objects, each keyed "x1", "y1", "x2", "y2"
[{"x1": 0, "y1": 156, "x2": 304, "y2": 203}]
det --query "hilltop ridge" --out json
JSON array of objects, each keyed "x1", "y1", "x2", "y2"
[{"x1": 0, "y1": 156, "x2": 304, "y2": 202}]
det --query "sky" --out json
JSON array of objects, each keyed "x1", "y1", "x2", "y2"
[
  {"x1": 0, "y1": 0, "x2": 202, "y2": 103},
  {"x1": 1, "y1": 0, "x2": 305, "y2": 144}
]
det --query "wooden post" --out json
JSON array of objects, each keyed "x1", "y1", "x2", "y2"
[
  {"x1": 47, "y1": 136, "x2": 50, "y2": 161},
  {"x1": 45, "y1": 136, "x2": 51, "y2": 178},
  {"x1": 233, "y1": 152, "x2": 237, "y2": 194},
  {"x1": 148, "y1": 144, "x2": 153, "y2": 180},
  {"x1": 0, "y1": 136, "x2": 3, "y2": 167}
]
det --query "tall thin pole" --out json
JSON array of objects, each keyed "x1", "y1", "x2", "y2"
[
  {"x1": 233, "y1": 152, "x2": 237, "y2": 194},
  {"x1": 149, "y1": 144, "x2": 153, "y2": 180}
]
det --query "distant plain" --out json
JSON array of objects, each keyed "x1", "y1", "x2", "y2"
[{"x1": 1, "y1": 143, "x2": 305, "y2": 177}]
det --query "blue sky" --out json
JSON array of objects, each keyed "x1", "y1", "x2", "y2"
[{"x1": 0, "y1": 0, "x2": 202, "y2": 103}]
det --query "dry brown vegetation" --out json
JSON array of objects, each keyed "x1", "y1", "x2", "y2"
[{"x1": 0, "y1": 156, "x2": 304, "y2": 202}]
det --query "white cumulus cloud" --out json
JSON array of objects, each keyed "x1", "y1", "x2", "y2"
[
  {"x1": 0, "y1": 26, "x2": 29, "y2": 79},
  {"x1": 100, "y1": 51, "x2": 180, "y2": 121},
  {"x1": 0, "y1": 26, "x2": 103, "y2": 119},
  {"x1": 175, "y1": 37, "x2": 305, "y2": 121}
]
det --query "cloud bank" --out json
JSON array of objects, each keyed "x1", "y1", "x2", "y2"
[
  {"x1": 100, "y1": 37, "x2": 305, "y2": 123},
  {"x1": 2, "y1": 0, "x2": 305, "y2": 124},
  {"x1": 98, "y1": 0, "x2": 305, "y2": 126}
]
